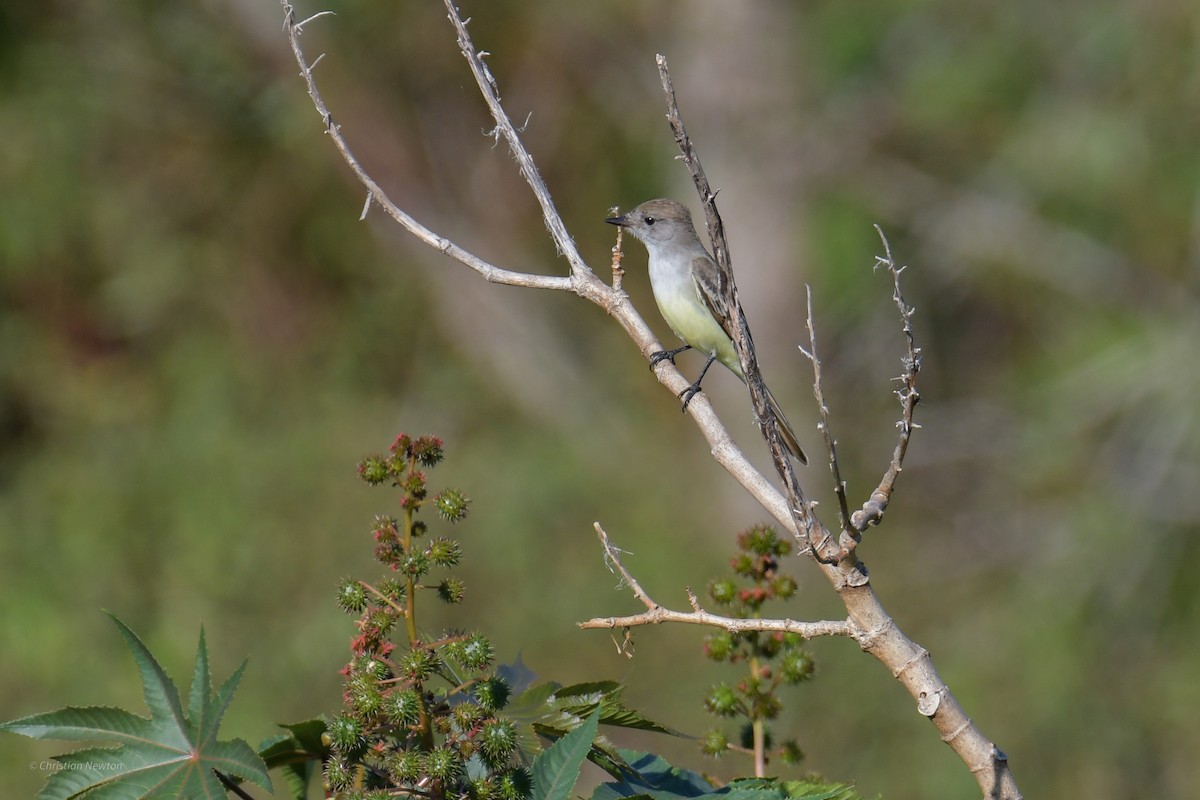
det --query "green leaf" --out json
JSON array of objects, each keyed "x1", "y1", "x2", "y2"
[
  {"x1": 258, "y1": 719, "x2": 330, "y2": 800},
  {"x1": 592, "y1": 750, "x2": 714, "y2": 800},
  {"x1": 593, "y1": 763, "x2": 868, "y2": 800},
  {"x1": 0, "y1": 614, "x2": 270, "y2": 800},
  {"x1": 533, "y1": 706, "x2": 602, "y2": 800},
  {"x1": 508, "y1": 680, "x2": 684, "y2": 784},
  {"x1": 549, "y1": 682, "x2": 682, "y2": 736},
  {"x1": 774, "y1": 779, "x2": 869, "y2": 800}
]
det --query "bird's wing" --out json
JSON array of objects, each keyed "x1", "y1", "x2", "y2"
[
  {"x1": 691, "y1": 253, "x2": 735, "y2": 339},
  {"x1": 694, "y1": 252, "x2": 759, "y2": 358}
]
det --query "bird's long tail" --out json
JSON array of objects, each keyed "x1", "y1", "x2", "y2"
[{"x1": 763, "y1": 386, "x2": 808, "y2": 465}]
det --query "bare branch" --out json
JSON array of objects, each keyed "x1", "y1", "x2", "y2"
[
  {"x1": 579, "y1": 524, "x2": 856, "y2": 640},
  {"x1": 292, "y1": 10, "x2": 335, "y2": 32},
  {"x1": 608, "y1": 208, "x2": 626, "y2": 293},
  {"x1": 799, "y1": 285, "x2": 853, "y2": 536},
  {"x1": 441, "y1": 0, "x2": 589, "y2": 278},
  {"x1": 280, "y1": 1, "x2": 572, "y2": 292},
  {"x1": 849, "y1": 227, "x2": 923, "y2": 532}
]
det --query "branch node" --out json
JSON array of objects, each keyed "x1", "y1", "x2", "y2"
[
  {"x1": 844, "y1": 561, "x2": 870, "y2": 587},
  {"x1": 917, "y1": 688, "x2": 944, "y2": 717},
  {"x1": 893, "y1": 645, "x2": 930, "y2": 679}
]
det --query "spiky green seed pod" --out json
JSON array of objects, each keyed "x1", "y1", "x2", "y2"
[
  {"x1": 413, "y1": 435, "x2": 445, "y2": 466},
  {"x1": 323, "y1": 756, "x2": 355, "y2": 791},
  {"x1": 780, "y1": 649, "x2": 816, "y2": 684},
  {"x1": 386, "y1": 750, "x2": 424, "y2": 783},
  {"x1": 326, "y1": 712, "x2": 366, "y2": 755},
  {"x1": 703, "y1": 631, "x2": 734, "y2": 662},
  {"x1": 498, "y1": 767, "x2": 532, "y2": 800},
  {"x1": 708, "y1": 578, "x2": 737, "y2": 606},
  {"x1": 376, "y1": 577, "x2": 407, "y2": 604},
  {"x1": 778, "y1": 739, "x2": 804, "y2": 765},
  {"x1": 438, "y1": 577, "x2": 466, "y2": 604},
  {"x1": 372, "y1": 515, "x2": 401, "y2": 542},
  {"x1": 771, "y1": 574, "x2": 798, "y2": 599},
  {"x1": 428, "y1": 536, "x2": 462, "y2": 568},
  {"x1": 353, "y1": 656, "x2": 392, "y2": 681},
  {"x1": 474, "y1": 676, "x2": 511, "y2": 712},
  {"x1": 346, "y1": 674, "x2": 384, "y2": 718},
  {"x1": 397, "y1": 647, "x2": 440, "y2": 680},
  {"x1": 434, "y1": 488, "x2": 470, "y2": 522},
  {"x1": 401, "y1": 470, "x2": 427, "y2": 500},
  {"x1": 336, "y1": 579, "x2": 368, "y2": 613},
  {"x1": 453, "y1": 701, "x2": 486, "y2": 732},
  {"x1": 357, "y1": 456, "x2": 390, "y2": 485},
  {"x1": 743, "y1": 683, "x2": 781, "y2": 720},
  {"x1": 738, "y1": 524, "x2": 780, "y2": 556},
  {"x1": 447, "y1": 633, "x2": 494, "y2": 671},
  {"x1": 384, "y1": 688, "x2": 423, "y2": 726},
  {"x1": 402, "y1": 551, "x2": 430, "y2": 578},
  {"x1": 703, "y1": 684, "x2": 740, "y2": 718},
  {"x1": 424, "y1": 746, "x2": 462, "y2": 782},
  {"x1": 470, "y1": 776, "x2": 498, "y2": 800},
  {"x1": 730, "y1": 553, "x2": 754, "y2": 577},
  {"x1": 701, "y1": 728, "x2": 728, "y2": 756},
  {"x1": 477, "y1": 719, "x2": 517, "y2": 768},
  {"x1": 365, "y1": 608, "x2": 396, "y2": 636}
]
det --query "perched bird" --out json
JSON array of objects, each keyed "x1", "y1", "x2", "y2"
[{"x1": 606, "y1": 199, "x2": 807, "y2": 464}]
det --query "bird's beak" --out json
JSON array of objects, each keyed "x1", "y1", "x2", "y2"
[{"x1": 605, "y1": 212, "x2": 630, "y2": 227}]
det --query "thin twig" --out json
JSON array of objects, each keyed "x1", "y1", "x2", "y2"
[
  {"x1": 608, "y1": 208, "x2": 625, "y2": 292},
  {"x1": 849, "y1": 227, "x2": 922, "y2": 532},
  {"x1": 798, "y1": 285, "x2": 853, "y2": 537},
  {"x1": 441, "y1": 0, "x2": 589, "y2": 278},
  {"x1": 280, "y1": 1, "x2": 573, "y2": 292},
  {"x1": 579, "y1": 524, "x2": 856, "y2": 640}
]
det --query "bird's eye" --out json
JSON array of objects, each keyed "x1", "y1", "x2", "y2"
[{"x1": 644, "y1": 216, "x2": 656, "y2": 225}]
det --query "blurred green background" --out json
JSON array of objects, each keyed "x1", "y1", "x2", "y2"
[{"x1": 3, "y1": 1, "x2": 1198, "y2": 798}]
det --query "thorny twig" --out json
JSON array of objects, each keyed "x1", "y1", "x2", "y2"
[
  {"x1": 580, "y1": 524, "x2": 856, "y2": 640},
  {"x1": 849, "y1": 228, "x2": 922, "y2": 531}
]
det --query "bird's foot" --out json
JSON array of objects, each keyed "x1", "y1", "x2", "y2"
[
  {"x1": 678, "y1": 381, "x2": 703, "y2": 411},
  {"x1": 649, "y1": 344, "x2": 692, "y2": 369}
]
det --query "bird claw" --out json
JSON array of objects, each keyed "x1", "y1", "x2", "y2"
[
  {"x1": 678, "y1": 382, "x2": 702, "y2": 411},
  {"x1": 649, "y1": 344, "x2": 692, "y2": 370}
]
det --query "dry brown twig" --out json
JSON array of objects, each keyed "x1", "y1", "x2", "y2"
[
  {"x1": 279, "y1": 2, "x2": 1020, "y2": 798},
  {"x1": 583, "y1": 523, "x2": 855, "y2": 640}
]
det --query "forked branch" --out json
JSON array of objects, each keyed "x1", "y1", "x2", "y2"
[{"x1": 580, "y1": 524, "x2": 855, "y2": 640}]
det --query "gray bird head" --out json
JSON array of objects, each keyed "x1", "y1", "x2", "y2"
[{"x1": 605, "y1": 198, "x2": 697, "y2": 246}]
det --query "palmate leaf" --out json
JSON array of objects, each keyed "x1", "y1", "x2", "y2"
[
  {"x1": 505, "y1": 679, "x2": 683, "y2": 779},
  {"x1": 0, "y1": 614, "x2": 270, "y2": 800},
  {"x1": 592, "y1": 752, "x2": 869, "y2": 800},
  {"x1": 532, "y1": 706, "x2": 602, "y2": 800},
  {"x1": 257, "y1": 719, "x2": 330, "y2": 800}
]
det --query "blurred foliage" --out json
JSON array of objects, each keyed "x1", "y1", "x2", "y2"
[{"x1": 2, "y1": 1, "x2": 1199, "y2": 799}]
